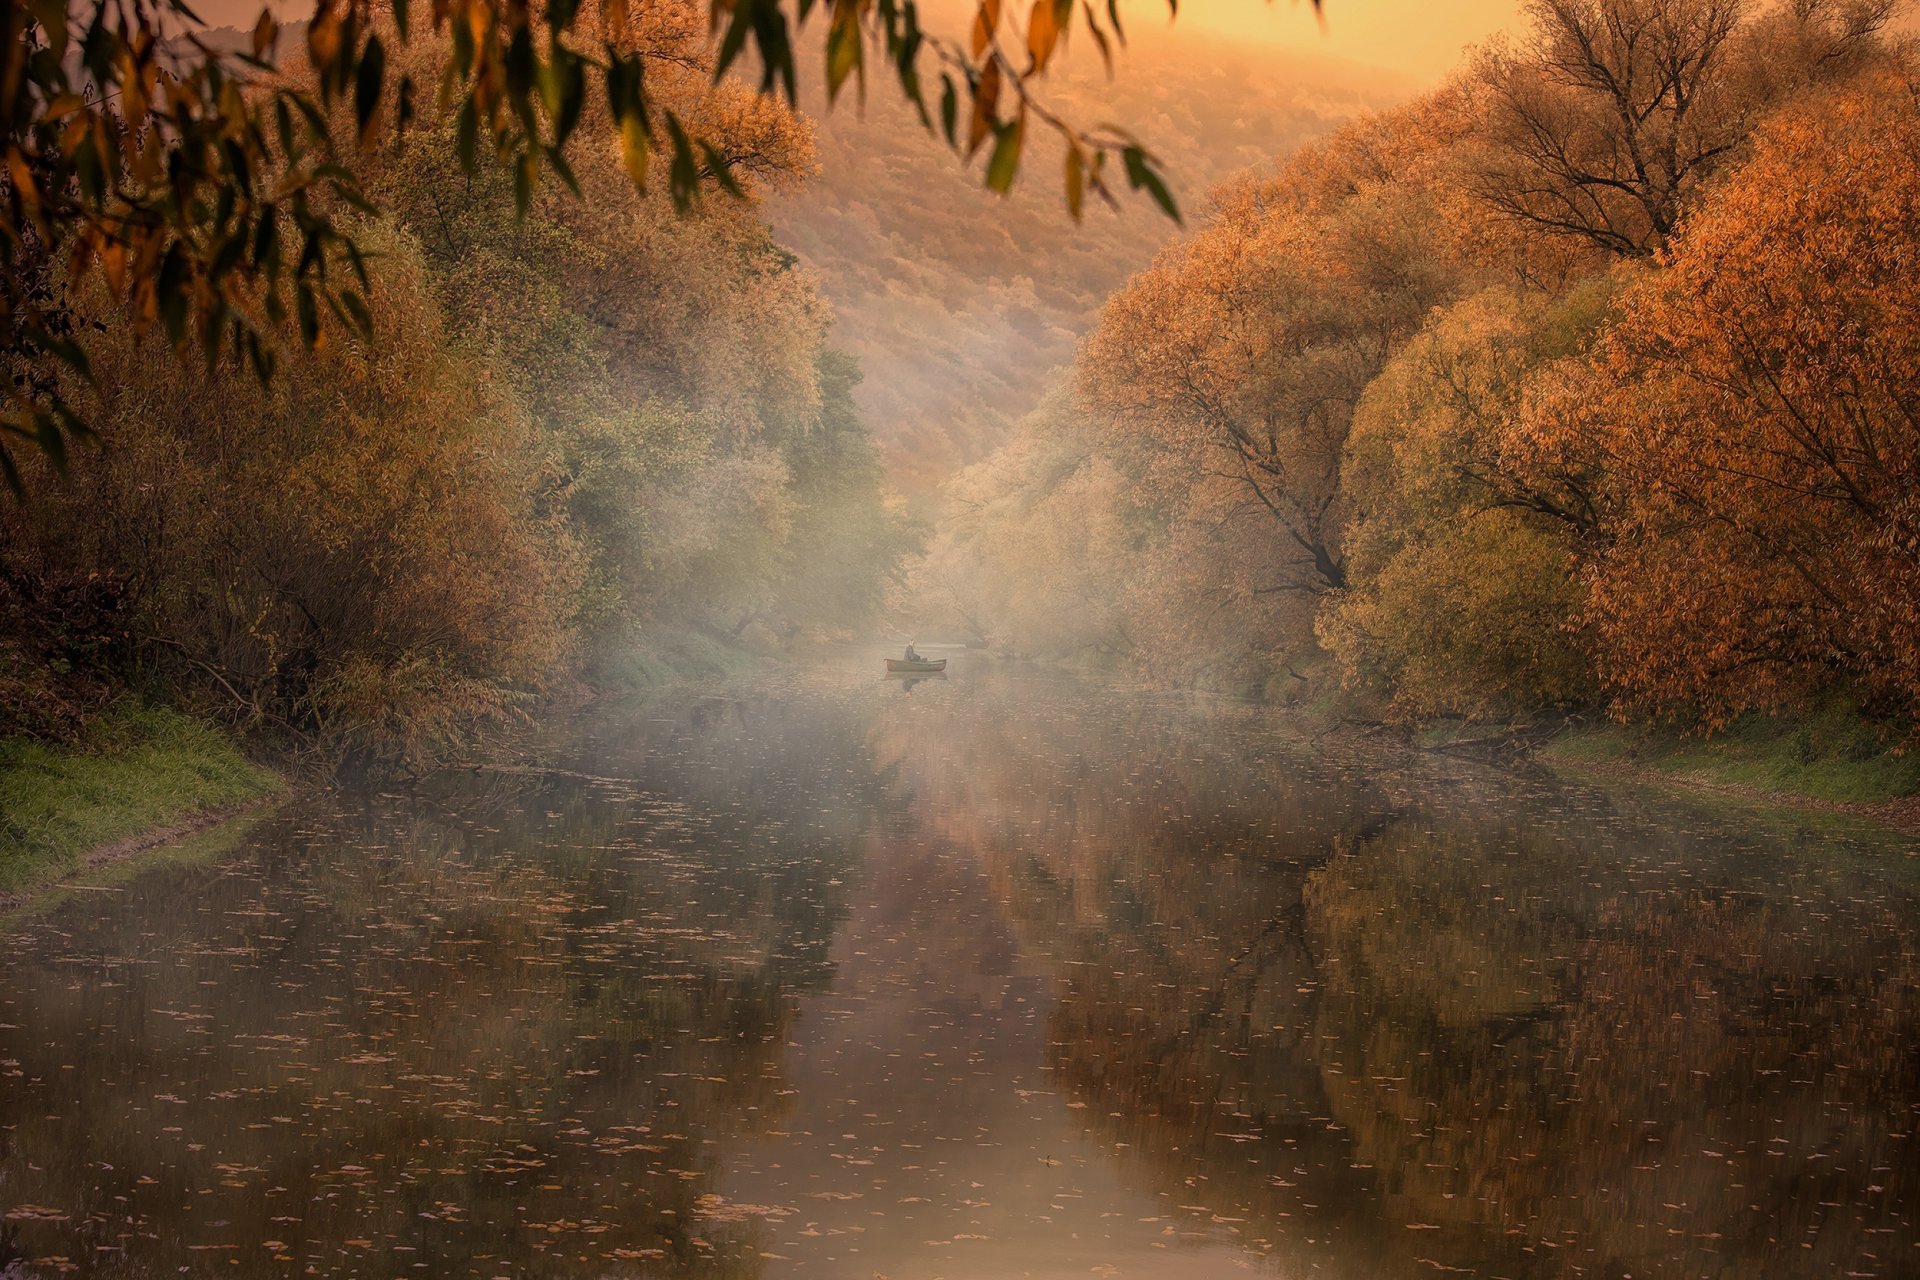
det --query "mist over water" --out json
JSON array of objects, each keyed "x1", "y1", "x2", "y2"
[{"x1": 3, "y1": 655, "x2": 1915, "y2": 1277}]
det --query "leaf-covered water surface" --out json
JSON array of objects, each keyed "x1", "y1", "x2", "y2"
[{"x1": 3, "y1": 658, "x2": 1916, "y2": 1277}]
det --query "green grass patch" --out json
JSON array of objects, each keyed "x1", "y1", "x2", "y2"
[
  {"x1": 1545, "y1": 702, "x2": 1920, "y2": 807},
  {"x1": 0, "y1": 809, "x2": 275, "y2": 929},
  {"x1": 0, "y1": 702, "x2": 282, "y2": 897}
]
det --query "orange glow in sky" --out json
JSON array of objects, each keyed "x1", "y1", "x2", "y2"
[
  {"x1": 1169, "y1": 0, "x2": 1525, "y2": 79},
  {"x1": 193, "y1": 0, "x2": 1526, "y2": 84}
]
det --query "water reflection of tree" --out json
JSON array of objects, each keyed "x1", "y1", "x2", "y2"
[
  {"x1": 869, "y1": 685, "x2": 1460, "y2": 1274},
  {"x1": 0, "y1": 687, "x2": 894, "y2": 1277},
  {"x1": 1306, "y1": 817, "x2": 1920, "y2": 1277},
  {"x1": 877, "y1": 677, "x2": 1920, "y2": 1277}
]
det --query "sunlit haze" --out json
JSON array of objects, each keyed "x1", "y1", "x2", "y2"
[{"x1": 8, "y1": 2, "x2": 1920, "y2": 1277}]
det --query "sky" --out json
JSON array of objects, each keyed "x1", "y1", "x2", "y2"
[
  {"x1": 193, "y1": 0, "x2": 1527, "y2": 86},
  {"x1": 1096, "y1": 0, "x2": 1525, "y2": 81}
]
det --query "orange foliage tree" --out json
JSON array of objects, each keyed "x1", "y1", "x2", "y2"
[
  {"x1": 1079, "y1": 98, "x2": 1472, "y2": 601},
  {"x1": 1522, "y1": 78, "x2": 1920, "y2": 722},
  {"x1": 1463, "y1": 0, "x2": 1896, "y2": 258}
]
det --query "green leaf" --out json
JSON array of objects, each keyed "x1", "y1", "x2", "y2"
[
  {"x1": 546, "y1": 146, "x2": 582, "y2": 196},
  {"x1": 344, "y1": 240, "x2": 371, "y2": 293},
  {"x1": 606, "y1": 54, "x2": 649, "y2": 133},
  {"x1": 244, "y1": 330, "x2": 277, "y2": 384},
  {"x1": 34, "y1": 414, "x2": 68, "y2": 474},
  {"x1": 341, "y1": 289, "x2": 373, "y2": 338},
  {"x1": 1122, "y1": 145, "x2": 1179, "y2": 222},
  {"x1": 74, "y1": 136, "x2": 104, "y2": 202},
  {"x1": 156, "y1": 245, "x2": 190, "y2": 346},
  {"x1": 1082, "y1": 1, "x2": 1112, "y2": 75},
  {"x1": 985, "y1": 113, "x2": 1024, "y2": 193},
  {"x1": 252, "y1": 206, "x2": 279, "y2": 269},
  {"x1": 451, "y1": 13, "x2": 474, "y2": 77},
  {"x1": 714, "y1": 3, "x2": 756, "y2": 79},
  {"x1": 826, "y1": 9, "x2": 862, "y2": 104},
  {"x1": 80, "y1": 9, "x2": 113, "y2": 82},
  {"x1": 514, "y1": 150, "x2": 536, "y2": 216},
  {"x1": 456, "y1": 98, "x2": 478, "y2": 171},
  {"x1": 552, "y1": 51, "x2": 586, "y2": 145},
  {"x1": 506, "y1": 24, "x2": 536, "y2": 102},
  {"x1": 665, "y1": 113, "x2": 699, "y2": 212},
  {"x1": 700, "y1": 142, "x2": 743, "y2": 197},
  {"x1": 25, "y1": 326, "x2": 94, "y2": 381},
  {"x1": 295, "y1": 281, "x2": 320, "y2": 346},
  {"x1": 395, "y1": 73, "x2": 417, "y2": 133},
  {"x1": 30, "y1": 0, "x2": 69, "y2": 62},
  {"x1": 291, "y1": 93, "x2": 330, "y2": 143},
  {"x1": 939, "y1": 74, "x2": 958, "y2": 147},
  {"x1": 718, "y1": 0, "x2": 794, "y2": 99}
]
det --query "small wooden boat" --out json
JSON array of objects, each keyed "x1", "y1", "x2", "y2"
[{"x1": 886, "y1": 657, "x2": 947, "y2": 674}]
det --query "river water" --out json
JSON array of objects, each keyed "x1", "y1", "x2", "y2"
[{"x1": 2, "y1": 657, "x2": 1917, "y2": 1278}]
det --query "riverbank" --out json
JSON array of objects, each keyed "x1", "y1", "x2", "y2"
[
  {"x1": 1528, "y1": 706, "x2": 1920, "y2": 836},
  {"x1": 0, "y1": 702, "x2": 283, "y2": 907},
  {"x1": 0, "y1": 634, "x2": 773, "y2": 907},
  {"x1": 980, "y1": 650, "x2": 1920, "y2": 837},
  {"x1": 1275, "y1": 664, "x2": 1920, "y2": 835}
]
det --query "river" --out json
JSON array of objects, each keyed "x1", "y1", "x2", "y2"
[{"x1": 2, "y1": 656, "x2": 1916, "y2": 1277}]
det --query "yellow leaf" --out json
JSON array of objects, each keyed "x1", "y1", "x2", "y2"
[{"x1": 619, "y1": 112, "x2": 650, "y2": 189}]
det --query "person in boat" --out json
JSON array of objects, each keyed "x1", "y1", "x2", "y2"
[{"x1": 903, "y1": 642, "x2": 923, "y2": 662}]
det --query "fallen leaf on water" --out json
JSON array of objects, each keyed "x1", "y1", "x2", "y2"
[{"x1": 4, "y1": 1205, "x2": 69, "y2": 1222}]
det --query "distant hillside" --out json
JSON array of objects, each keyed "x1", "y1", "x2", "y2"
[{"x1": 767, "y1": 31, "x2": 1411, "y2": 489}]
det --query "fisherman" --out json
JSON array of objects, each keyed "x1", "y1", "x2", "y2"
[{"x1": 903, "y1": 642, "x2": 922, "y2": 662}]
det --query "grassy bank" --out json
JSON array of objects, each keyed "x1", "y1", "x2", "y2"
[
  {"x1": 0, "y1": 702, "x2": 282, "y2": 901},
  {"x1": 1541, "y1": 703, "x2": 1920, "y2": 829}
]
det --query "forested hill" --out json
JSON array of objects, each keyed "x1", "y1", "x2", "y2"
[{"x1": 766, "y1": 30, "x2": 1410, "y2": 490}]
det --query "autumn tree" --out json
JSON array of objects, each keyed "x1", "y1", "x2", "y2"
[
  {"x1": 912, "y1": 391, "x2": 1143, "y2": 662},
  {"x1": 1463, "y1": 0, "x2": 1897, "y2": 257},
  {"x1": 0, "y1": 1, "x2": 914, "y2": 757},
  {"x1": 1318, "y1": 286, "x2": 1609, "y2": 719},
  {"x1": 1524, "y1": 76, "x2": 1920, "y2": 723},
  {"x1": 0, "y1": 226, "x2": 584, "y2": 764},
  {"x1": 367, "y1": 10, "x2": 913, "y2": 656},
  {"x1": 768, "y1": 350, "x2": 923, "y2": 640},
  {"x1": 1078, "y1": 97, "x2": 1471, "y2": 606}
]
